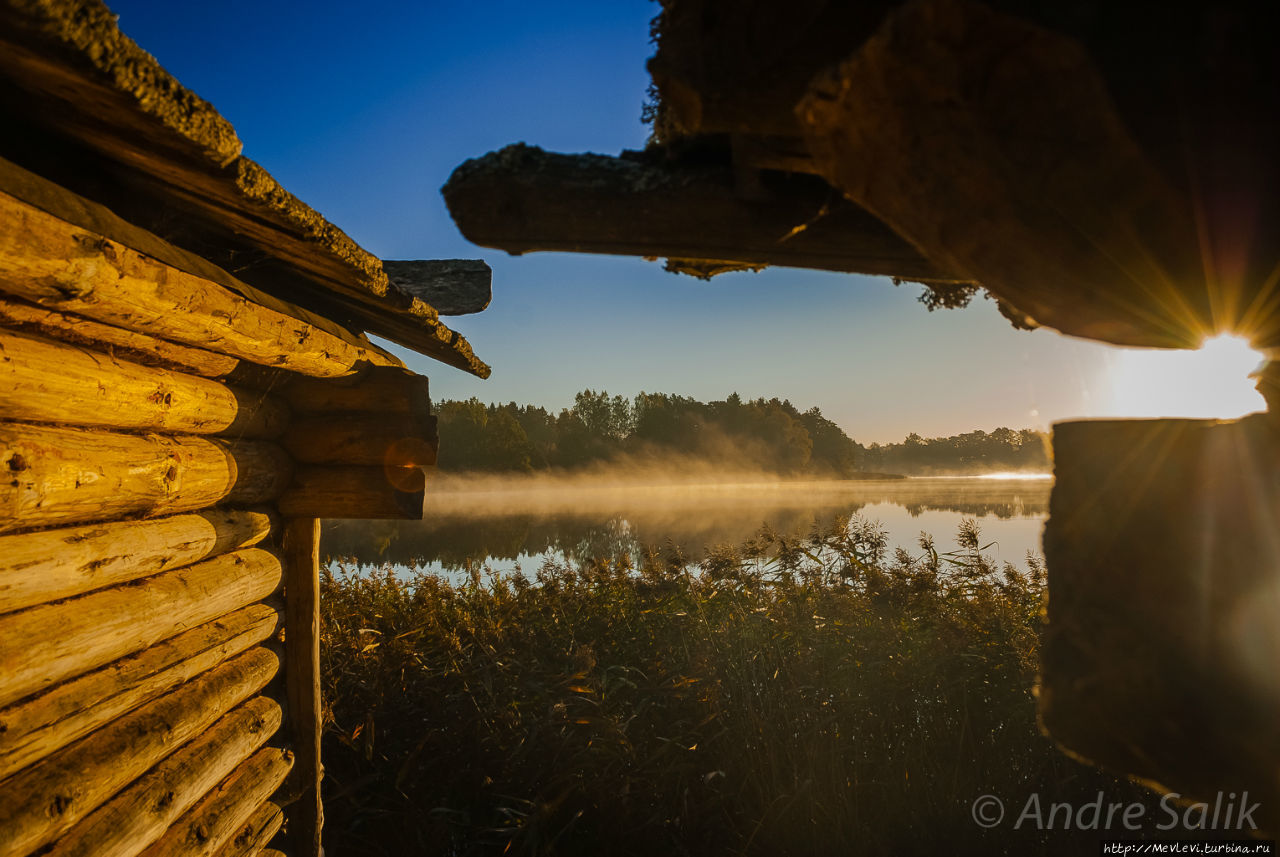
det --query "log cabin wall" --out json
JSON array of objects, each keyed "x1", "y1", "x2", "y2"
[{"x1": 0, "y1": 161, "x2": 437, "y2": 856}]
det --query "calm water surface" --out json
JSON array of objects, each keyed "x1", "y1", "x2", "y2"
[{"x1": 322, "y1": 474, "x2": 1051, "y2": 579}]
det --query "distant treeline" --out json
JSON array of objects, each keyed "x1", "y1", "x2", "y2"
[
  {"x1": 433, "y1": 390, "x2": 1049, "y2": 476},
  {"x1": 860, "y1": 428, "x2": 1050, "y2": 474}
]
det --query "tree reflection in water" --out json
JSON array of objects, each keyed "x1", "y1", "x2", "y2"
[{"x1": 321, "y1": 476, "x2": 1051, "y2": 574}]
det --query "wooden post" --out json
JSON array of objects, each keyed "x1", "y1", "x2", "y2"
[{"x1": 282, "y1": 518, "x2": 323, "y2": 857}]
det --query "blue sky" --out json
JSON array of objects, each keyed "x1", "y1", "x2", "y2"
[{"x1": 107, "y1": 0, "x2": 1143, "y2": 443}]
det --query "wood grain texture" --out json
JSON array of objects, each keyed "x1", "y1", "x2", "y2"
[
  {"x1": 0, "y1": 296, "x2": 240, "y2": 378},
  {"x1": 43, "y1": 696, "x2": 283, "y2": 857},
  {"x1": 0, "y1": 327, "x2": 288, "y2": 437},
  {"x1": 283, "y1": 517, "x2": 323, "y2": 857},
  {"x1": 0, "y1": 646, "x2": 279, "y2": 857},
  {"x1": 210, "y1": 800, "x2": 283, "y2": 857},
  {"x1": 281, "y1": 365, "x2": 429, "y2": 417},
  {"x1": 283, "y1": 414, "x2": 437, "y2": 468},
  {"x1": 137, "y1": 747, "x2": 294, "y2": 857},
  {"x1": 0, "y1": 188, "x2": 401, "y2": 377},
  {"x1": 0, "y1": 508, "x2": 274, "y2": 614},
  {"x1": 0, "y1": 547, "x2": 282, "y2": 709},
  {"x1": 0, "y1": 602, "x2": 280, "y2": 781},
  {"x1": 0, "y1": 423, "x2": 291, "y2": 533},
  {"x1": 277, "y1": 466, "x2": 425, "y2": 520}
]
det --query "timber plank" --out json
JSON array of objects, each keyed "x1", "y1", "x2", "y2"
[
  {"x1": 283, "y1": 518, "x2": 323, "y2": 857},
  {"x1": 0, "y1": 548, "x2": 282, "y2": 709},
  {"x1": 43, "y1": 696, "x2": 283, "y2": 857},
  {"x1": 0, "y1": 602, "x2": 280, "y2": 781},
  {"x1": 0, "y1": 647, "x2": 279, "y2": 857},
  {"x1": 0, "y1": 422, "x2": 291, "y2": 533}
]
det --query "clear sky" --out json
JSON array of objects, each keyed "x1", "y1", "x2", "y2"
[{"x1": 103, "y1": 1, "x2": 1261, "y2": 443}]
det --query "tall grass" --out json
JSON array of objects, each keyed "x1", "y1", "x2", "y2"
[{"x1": 320, "y1": 518, "x2": 1143, "y2": 856}]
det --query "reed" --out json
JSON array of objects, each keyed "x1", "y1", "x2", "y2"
[{"x1": 320, "y1": 517, "x2": 1145, "y2": 856}]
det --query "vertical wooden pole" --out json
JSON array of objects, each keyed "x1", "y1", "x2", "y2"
[{"x1": 282, "y1": 518, "x2": 323, "y2": 856}]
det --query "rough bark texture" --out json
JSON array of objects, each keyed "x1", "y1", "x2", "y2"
[
  {"x1": 0, "y1": 188, "x2": 407, "y2": 378},
  {"x1": 0, "y1": 548, "x2": 282, "y2": 709},
  {"x1": 0, "y1": 423, "x2": 291, "y2": 533},
  {"x1": 0, "y1": 602, "x2": 280, "y2": 781},
  {"x1": 0, "y1": 296, "x2": 240, "y2": 378},
  {"x1": 137, "y1": 747, "x2": 294, "y2": 857},
  {"x1": 211, "y1": 800, "x2": 283, "y2": 857},
  {"x1": 0, "y1": 327, "x2": 288, "y2": 437},
  {"x1": 43, "y1": 696, "x2": 283, "y2": 857},
  {"x1": 0, "y1": 509, "x2": 274, "y2": 614},
  {"x1": 283, "y1": 518, "x2": 323, "y2": 857},
  {"x1": 443, "y1": 143, "x2": 963, "y2": 282},
  {"x1": 276, "y1": 466, "x2": 426, "y2": 520},
  {"x1": 1042, "y1": 415, "x2": 1280, "y2": 831},
  {"x1": 383, "y1": 259, "x2": 492, "y2": 316},
  {"x1": 283, "y1": 414, "x2": 438, "y2": 468},
  {"x1": 0, "y1": 646, "x2": 279, "y2": 857}
]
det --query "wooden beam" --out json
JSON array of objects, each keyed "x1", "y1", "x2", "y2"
[
  {"x1": 283, "y1": 414, "x2": 438, "y2": 468},
  {"x1": 0, "y1": 423, "x2": 291, "y2": 533},
  {"x1": 282, "y1": 518, "x2": 323, "y2": 857},
  {"x1": 0, "y1": 646, "x2": 279, "y2": 857},
  {"x1": 42, "y1": 696, "x2": 283, "y2": 857},
  {"x1": 280, "y1": 366, "x2": 429, "y2": 418},
  {"x1": 442, "y1": 143, "x2": 964, "y2": 282},
  {"x1": 796, "y1": 0, "x2": 1211, "y2": 349},
  {"x1": 138, "y1": 747, "x2": 294, "y2": 857},
  {"x1": 383, "y1": 259, "x2": 492, "y2": 316},
  {"x1": 0, "y1": 603, "x2": 280, "y2": 782},
  {"x1": 0, "y1": 548, "x2": 282, "y2": 709},
  {"x1": 0, "y1": 297, "x2": 240, "y2": 378},
  {"x1": 277, "y1": 466, "x2": 425, "y2": 520},
  {"x1": 0, "y1": 327, "x2": 289, "y2": 438},
  {"x1": 1042, "y1": 414, "x2": 1280, "y2": 831},
  {"x1": 0, "y1": 186, "x2": 405, "y2": 378},
  {"x1": 0, "y1": 509, "x2": 274, "y2": 615}
]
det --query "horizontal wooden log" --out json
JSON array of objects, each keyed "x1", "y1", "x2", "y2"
[
  {"x1": 139, "y1": 747, "x2": 295, "y2": 857},
  {"x1": 0, "y1": 508, "x2": 274, "y2": 615},
  {"x1": 0, "y1": 297, "x2": 240, "y2": 378},
  {"x1": 276, "y1": 466, "x2": 425, "y2": 520},
  {"x1": 283, "y1": 414, "x2": 437, "y2": 468},
  {"x1": 211, "y1": 800, "x2": 283, "y2": 857},
  {"x1": 0, "y1": 423, "x2": 291, "y2": 534},
  {"x1": 44, "y1": 696, "x2": 283, "y2": 857},
  {"x1": 0, "y1": 547, "x2": 282, "y2": 709},
  {"x1": 443, "y1": 143, "x2": 962, "y2": 282},
  {"x1": 0, "y1": 327, "x2": 288, "y2": 437},
  {"x1": 383, "y1": 259, "x2": 492, "y2": 316},
  {"x1": 0, "y1": 602, "x2": 280, "y2": 781},
  {"x1": 0, "y1": 646, "x2": 279, "y2": 857},
  {"x1": 280, "y1": 365, "x2": 429, "y2": 417},
  {"x1": 0, "y1": 187, "x2": 403, "y2": 378}
]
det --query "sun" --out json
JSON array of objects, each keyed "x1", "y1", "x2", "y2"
[{"x1": 1102, "y1": 334, "x2": 1266, "y2": 420}]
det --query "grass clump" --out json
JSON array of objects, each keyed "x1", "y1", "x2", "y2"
[{"x1": 320, "y1": 517, "x2": 1143, "y2": 856}]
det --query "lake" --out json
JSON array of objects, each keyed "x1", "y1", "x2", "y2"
[{"x1": 320, "y1": 473, "x2": 1052, "y2": 579}]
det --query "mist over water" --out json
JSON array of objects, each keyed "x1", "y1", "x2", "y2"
[{"x1": 322, "y1": 469, "x2": 1051, "y2": 579}]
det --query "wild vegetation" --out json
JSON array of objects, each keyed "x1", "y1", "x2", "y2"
[
  {"x1": 434, "y1": 390, "x2": 1049, "y2": 477},
  {"x1": 319, "y1": 519, "x2": 1141, "y2": 856}
]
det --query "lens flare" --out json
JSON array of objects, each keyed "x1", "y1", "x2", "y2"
[{"x1": 1102, "y1": 334, "x2": 1265, "y2": 420}]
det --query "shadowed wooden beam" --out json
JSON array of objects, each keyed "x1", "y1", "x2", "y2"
[
  {"x1": 1042, "y1": 415, "x2": 1280, "y2": 829},
  {"x1": 282, "y1": 519, "x2": 323, "y2": 857},
  {"x1": 383, "y1": 260, "x2": 492, "y2": 316},
  {"x1": 443, "y1": 143, "x2": 966, "y2": 283}
]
